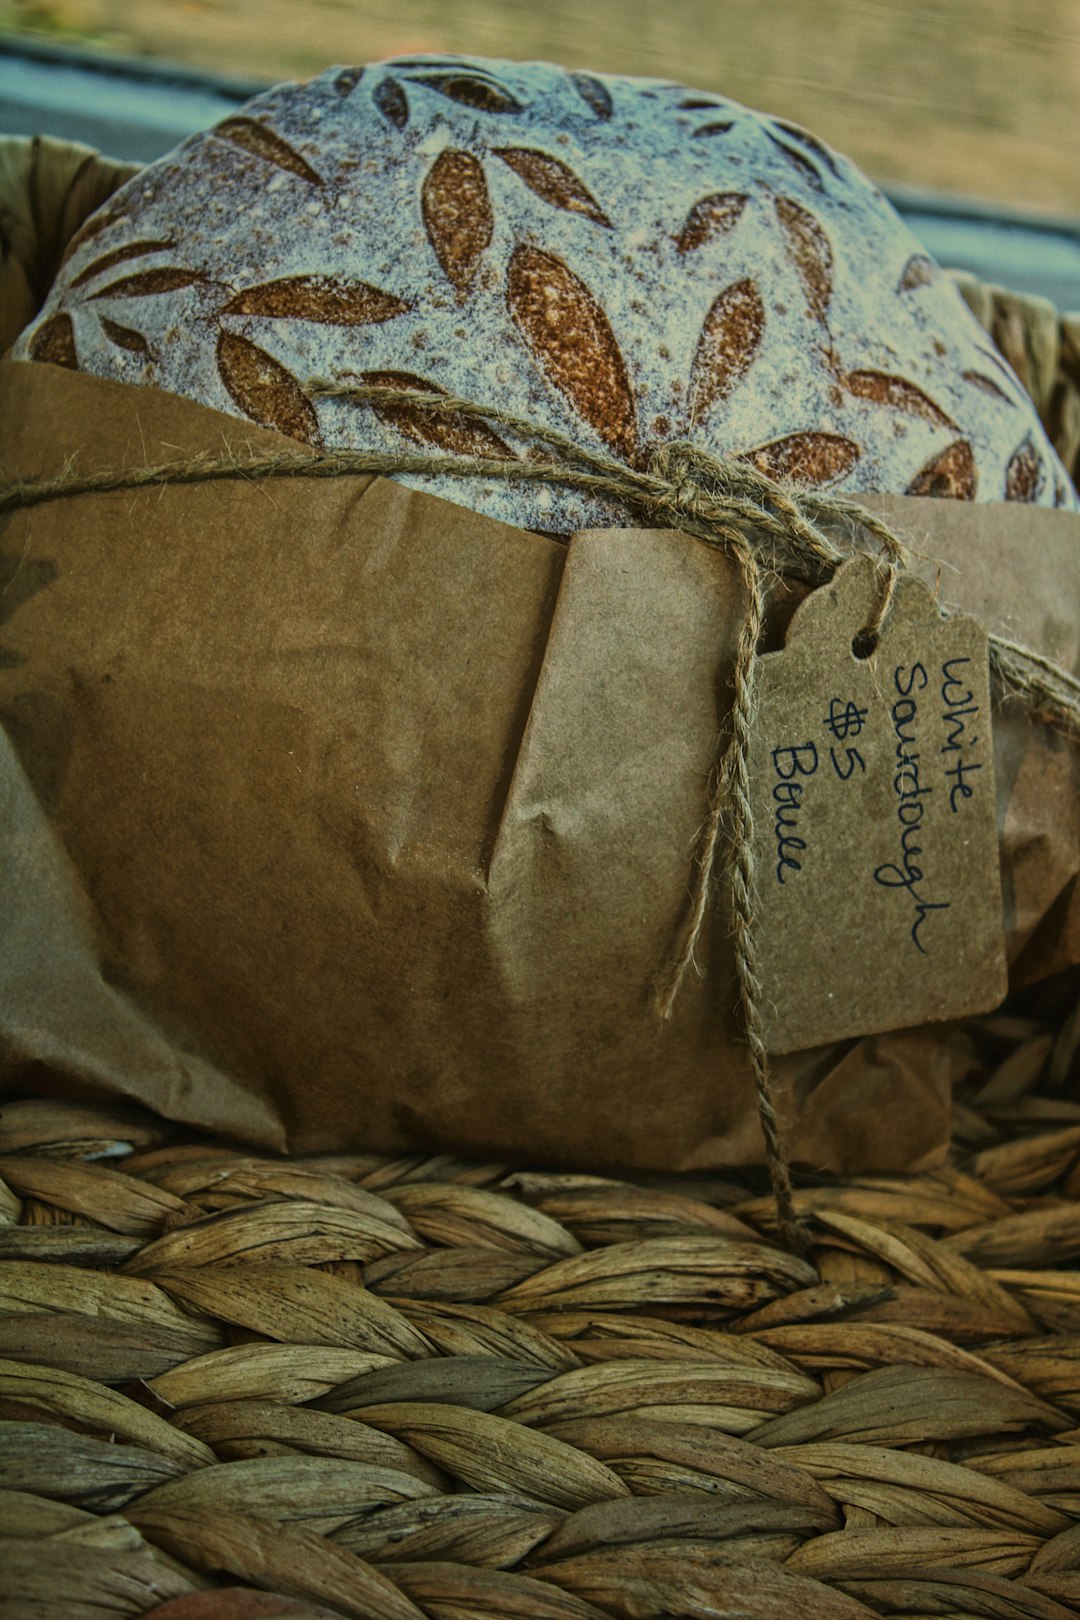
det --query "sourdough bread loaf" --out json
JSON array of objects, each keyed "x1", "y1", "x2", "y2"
[{"x1": 15, "y1": 55, "x2": 1078, "y2": 528}]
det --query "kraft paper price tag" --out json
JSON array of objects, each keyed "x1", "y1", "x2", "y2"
[{"x1": 749, "y1": 552, "x2": 1007, "y2": 1053}]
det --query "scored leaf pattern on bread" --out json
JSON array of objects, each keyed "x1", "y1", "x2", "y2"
[
  {"x1": 568, "y1": 72, "x2": 613, "y2": 120},
  {"x1": 86, "y1": 267, "x2": 214, "y2": 302},
  {"x1": 493, "y1": 150, "x2": 612, "y2": 227},
  {"x1": 675, "y1": 193, "x2": 748, "y2": 255},
  {"x1": 689, "y1": 279, "x2": 766, "y2": 425},
  {"x1": 59, "y1": 201, "x2": 131, "y2": 268},
  {"x1": 221, "y1": 276, "x2": 411, "y2": 326},
  {"x1": 507, "y1": 244, "x2": 637, "y2": 461},
  {"x1": 69, "y1": 240, "x2": 177, "y2": 290},
  {"x1": 962, "y1": 369, "x2": 1014, "y2": 403},
  {"x1": 1005, "y1": 435, "x2": 1044, "y2": 502},
  {"x1": 842, "y1": 370, "x2": 956, "y2": 429},
  {"x1": 100, "y1": 317, "x2": 152, "y2": 357},
  {"x1": 897, "y1": 254, "x2": 938, "y2": 293},
  {"x1": 23, "y1": 55, "x2": 1073, "y2": 522},
  {"x1": 764, "y1": 131, "x2": 825, "y2": 193},
  {"x1": 358, "y1": 370, "x2": 514, "y2": 458},
  {"x1": 742, "y1": 432, "x2": 861, "y2": 487},
  {"x1": 771, "y1": 120, "x2": 843, "y2": 180},
  {"x1": 211, "y1": 117, "x2": 324, "y2": 184},
  {"x1": 333, "y1": 66, "x2": 364, "y2": 96},
  {"x1": 975, "y1": 345, "x2": 1026, "y2": 392},
  {"x1": 29, "y1": 312, "x2": 78, "y2": 369},
  {"x1": 422, "y1": 151, "x2": 494, "y2": 293},
  {"x1": 411, "y1": 72, "x2": 524, "y2": 114},
  {"x1": 373, "y1": 78, "x2": 409, "y2": 129},
  {"x1": 907, "y1": 439, "x2": 978, "y2": 499},
  {"x1": 216, "y1": 330, "x2": 322, "y2": 445},
  {"x1": 774, "y1": 197, "x2": 833, "y2": 325}
]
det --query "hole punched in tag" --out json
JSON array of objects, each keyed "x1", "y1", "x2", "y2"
[
  {"x1": 850, "y1": 557, "x2": 899, "y2": 659},
  {"x1": 747, "y1": 551, "x2": 1007, "y2": 1059}
]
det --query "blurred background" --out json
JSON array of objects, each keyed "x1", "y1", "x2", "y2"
[{"x1": 2, "y1": 0, "x2": 1079, "y2": 301}]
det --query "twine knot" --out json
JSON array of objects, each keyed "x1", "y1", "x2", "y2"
[{"x1": 647, "y1": 439, "x2": 728, "y2": 519}]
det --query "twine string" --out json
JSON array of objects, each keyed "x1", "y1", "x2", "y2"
[
  {"x1": 4, "y1": 382, "x2": 1079, "y2": 1254},
  {"x1": 642, "y1": 441, "x2": 900, "y2": 1255},
  {"x1": 860, "y1": 558, "x2": 900, "y2": 655}
]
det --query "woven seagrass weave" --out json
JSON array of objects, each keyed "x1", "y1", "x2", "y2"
[{"x1": 0, "y1": 976, "x2": 1078, "y2": 1620}]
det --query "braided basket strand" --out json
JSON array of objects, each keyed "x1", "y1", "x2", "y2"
[
  {"x1": 0, "y1": 136, "x2": 140, "y2": 356},
  {"x1": 0, "y1": 977, "x2": 1078, "y2": 1619},
  {"x1": 949, "y1": 270, "x2": 1080, "y2": 489}
]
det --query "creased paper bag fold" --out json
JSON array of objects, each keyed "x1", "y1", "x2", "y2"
[{"x1": 1, "y1": 361, "x2": 1077, "y2": 1171}]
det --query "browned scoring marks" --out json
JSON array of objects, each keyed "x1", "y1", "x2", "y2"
[
  {"x1": 765, "y1": 130, "x2": 824, "y2": 191},
  {"x1": 359, "y1": 370, "x2": 512, "y2": 458},
  {"x1": 898, "y1": 254, "x2": 937, "y2": 292},
  {"x1": 676, "y1": 192, "x2": 748, "y2": 254},
  {"x1": 689, "y1": 279, "x2": 765, "y2": 424},
  {"x1": 773, "y1": 120, "x2": 842, "y2": 178},
  {"x1": 29, "y1": 312, "x2": 78, "y2": 369},
  {"x1": 212, "y1": 117, "x2": 323, "y2": 185},
  {"x1": 100, "y1": 317, "x2": 151, "y2": 357},
  {"x1": 374, "y1": 78, "x2": 409, "y2": 129},
  {"x1": 222, "y1": 275, "x2": 410, "y2": 325},
  {"x1": 380, "y1": 57, "x2": 471, "y2": 69},
  {"x1": 844, "y1": 370, "x2": 955, "y2": 428},
  {"x1": 494, "y1": 149, "x2": 611, "y2": 226},
  {"x1": 906, "y1": 440, "x2": 977, "y2": 499},
  {"x1": 70, "y1": 239, "x2": 176, "y2": 289},
  {"x1": 411, "y1": 72, "x2": 522, "y2": 113},
  {"x1": 976, "y1": 344, "x2": 1022, "y2": 391},
  {"x1": 1005, "y1": 435, "x2": 1044, "y2": 502},
  {"x1": 569, "y1": 72, "x2": 612, "y2": 119},
  {"x1": 87, "y1": 267, "x2": 211, "y2": 301},
  {"x1": 741, "y1": 432, "x2": 860, "y2": 488},
  {"x1": 422, "y1": 150, "x2": 494, "y2": 294},
  {"x1": 507, "y1": 244, "x2": 636, "y2": 461},
  {"x1": 963, "y1": 369, "x2": 1013, "y2": 403},
  {"x1": 680, "y1": 97, "x2": 725, "y2": 110},
  {"x1": 59, "y1": 202, "x2": 129, "y2": 267},
  {"x1": 216, "y1": 330, "x2": 321, "y2": 445},
  {"x1": 774, "y1": 196, "x2": 833, "y2": 326},
  {"x1": 334, "y1": 66, "x2": 364, "y2": 95},
  {"x1": 693, "y1": 120, "x2": 735, "y2": 136}
]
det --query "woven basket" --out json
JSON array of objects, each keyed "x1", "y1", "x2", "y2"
[{"x1": 1, "y1": 136, "x2": 1079, "y2": 1620}]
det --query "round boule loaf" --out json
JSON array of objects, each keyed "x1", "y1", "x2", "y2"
[{"x1": 15, "y1": 55, "x2": 1078, "y2": 527}]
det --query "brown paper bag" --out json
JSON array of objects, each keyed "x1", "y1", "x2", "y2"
[{"x1": 1, "y1": 360, "x2": 1078, "y2": 1171}]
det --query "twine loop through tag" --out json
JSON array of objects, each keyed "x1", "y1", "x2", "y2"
[
  {"x1": 643, "y1": 441, "x2": 902, "y2": 1257},
  {"x1": 4, "y1": 380, "x2": 1080, "y2": 1256}
]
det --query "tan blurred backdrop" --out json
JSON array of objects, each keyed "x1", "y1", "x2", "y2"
[{"x1": 2, "y1": 0, "x2": 1078, "y2": 214}]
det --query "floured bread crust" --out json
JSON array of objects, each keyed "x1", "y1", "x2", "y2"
[{"x1": 17, "y1": 55, "x2": 1078, "y2": 527}]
